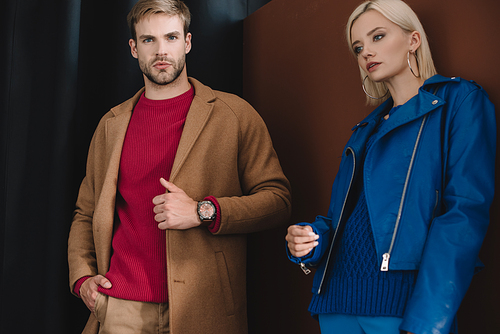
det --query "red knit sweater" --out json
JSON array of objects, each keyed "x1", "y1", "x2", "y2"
[{"x1": 102, "y1": 87, "x2": 194, "y2": 302}]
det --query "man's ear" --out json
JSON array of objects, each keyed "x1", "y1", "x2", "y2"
[
  {"x1": 185, "y1": 32, "x2": 192, "y2": 54},
  {"x1": 129, "y1": 39, "x2": 138, "y2": 59}
]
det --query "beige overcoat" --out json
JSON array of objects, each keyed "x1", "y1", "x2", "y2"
[{"x1": 68, "y1": 78, "x2": 292, "y2": 334}]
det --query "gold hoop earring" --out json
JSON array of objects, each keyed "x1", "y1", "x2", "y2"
[
  {"x1": 362, "y1": 75, "x2": 389, "y2": 99},
  {"x1": 407, "y1": 50, "x2": 420, "y2": 78}
]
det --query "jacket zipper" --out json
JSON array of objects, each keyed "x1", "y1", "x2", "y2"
[
  {"x1": 380, "y1": 114, "x2": 428, "y2": 271},
  {"x1": 317, "y1": 147, "x2": 356, "y2": 294},
  {"x1": 299, "y1": 262, "x2": 311, "y2": 275}
]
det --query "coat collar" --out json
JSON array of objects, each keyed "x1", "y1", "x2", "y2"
[
  {"x1": 170, "y1": 78, "x2": 216, "y2": 181},
  {"x1": 103, "y1": 77, "x2": 218, "y2": 183}
]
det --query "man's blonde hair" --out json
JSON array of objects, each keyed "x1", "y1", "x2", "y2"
[{"x1": 127, "y1": 0, "x2": 191, "y2": 41}]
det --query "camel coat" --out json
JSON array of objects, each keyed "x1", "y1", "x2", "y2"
[{"x1": 68, "y1": 78, "x2": 292, "y2": 334}]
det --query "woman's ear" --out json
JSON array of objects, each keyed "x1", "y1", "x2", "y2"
[{"x1": 409, "y1": 30, "x2": 422, "y2": 52}]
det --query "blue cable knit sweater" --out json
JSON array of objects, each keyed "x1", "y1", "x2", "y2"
[{"x1": 309, "y1": 106, "x2": 418, "y2": 318}]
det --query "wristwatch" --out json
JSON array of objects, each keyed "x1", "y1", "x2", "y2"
[{"x1": 197, "y1": 200, "x2": 217, "y2": 225}]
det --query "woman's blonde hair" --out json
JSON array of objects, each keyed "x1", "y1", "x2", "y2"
[{"x1": 346, "y1": 0, "x2": 437, "y2": 105}]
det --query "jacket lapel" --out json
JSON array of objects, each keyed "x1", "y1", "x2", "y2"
[
  {"x1": 94, "y1": 99, "x2": 135, "y2": 273},
  {"x1": 170, "y1": 95, "x2": 213, "y2": 182},
  {"x1": 170, "y1": 79, "x2": 215, "y2": 182},
  {"x1": 349, "y1": 79, "x2": 447, "y2": 159},
  {"x1": 373, "y1": 88, "x2": 445, "y2": 141},
  {"x1": 104, "y1": 112, "x2": 132, "y2": 174},
  {"x1": 102, "y1": 93, "x2": 139, "y2": 188}
]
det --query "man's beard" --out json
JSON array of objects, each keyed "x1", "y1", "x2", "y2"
[{"x1": 140, "y1": 55, "x2": 185, "y2": 86}]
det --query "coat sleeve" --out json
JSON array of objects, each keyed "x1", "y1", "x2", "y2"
[
  {"x1": 212, "y1": 100, "x2": 292, "y2": 235},
  {"x1": 401, "y1": 86, "x2": 496, "y2": 334}
]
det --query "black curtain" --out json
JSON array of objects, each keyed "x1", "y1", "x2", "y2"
[{"x1": 0, "y1": 0, "x2": 270, "y2": 333}]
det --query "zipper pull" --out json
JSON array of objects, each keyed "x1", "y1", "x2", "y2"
[
  {"x1": 380, "y1": 253, "x2": 390, "y2": 272},
  {"x1": 300, "y1": 263, "x2": 311, "y2": 275}
]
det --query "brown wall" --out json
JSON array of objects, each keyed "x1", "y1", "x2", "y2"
[{"x1": 243, "y1": 0, "x2": 500, "y2": 333}]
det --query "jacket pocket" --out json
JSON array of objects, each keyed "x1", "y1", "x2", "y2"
[{"x1": 215, "y1": 251, "x2": 235, "y2": 316}]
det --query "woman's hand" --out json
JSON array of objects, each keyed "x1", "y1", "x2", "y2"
[{"x1": 286, "y1": 225, "x2": 319, "y2": 257}]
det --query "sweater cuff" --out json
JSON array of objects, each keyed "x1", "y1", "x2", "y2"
[
  {"x1": 74, "y1": 276, "x2": 92, "y2": 298},
  {"x1": 204, "y1": 196, "x2": 221, "y2": 233}
]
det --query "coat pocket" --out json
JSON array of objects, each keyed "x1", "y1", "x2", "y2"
[
  {"x1": 215, "y1": 251, "x2": 235, "y2": 316},
  {"x1": 94, "y1": 292, "x2": 108, "y2": 323}
]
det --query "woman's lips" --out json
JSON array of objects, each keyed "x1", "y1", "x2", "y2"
[{"x1": 367, "y1": 62, "x2": 380, "y2": 73}]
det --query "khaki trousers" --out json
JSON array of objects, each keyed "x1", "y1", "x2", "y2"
[{"x1": 94, "y1": 293, "x2": 169, "y2": 334}]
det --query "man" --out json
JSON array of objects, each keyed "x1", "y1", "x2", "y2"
[{"x1": 67, "y1": 0, "x2": 291, "y2": 333}]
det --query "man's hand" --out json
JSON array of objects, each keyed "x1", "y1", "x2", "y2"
[
  {"x1": 79, "y1": 275, "x2": 112, "y2": 313},
  {"x1": 153, "y1": 178, "x2": 200, "y2": 230},
  {"x1": 285, "y1": 225, "x2": 319, "y2": 257}
]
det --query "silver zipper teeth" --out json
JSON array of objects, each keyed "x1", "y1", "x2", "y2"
[
  {"x1": 381, "y1": 114, "x2": 429, "y2": 271},
  {"x1": 317, "y1": 147, "x2": 356, "y2": 294}
]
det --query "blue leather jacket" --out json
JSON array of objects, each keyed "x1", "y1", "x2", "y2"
[{"x1": 290, "y1": 75, "x2": 496, "y2": 334}]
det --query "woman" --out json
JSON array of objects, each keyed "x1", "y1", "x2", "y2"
[{"x1": 285, "y1": 1, "x2": 496, "y2": 334}]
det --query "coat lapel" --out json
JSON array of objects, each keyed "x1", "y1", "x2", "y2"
[
  {"x1": 94, "y1": 98, "x2": 135, "y2": 273},
  {"x1": 105, "y1": 113, "x2": 131, "y2": 166},
  {"x1": 170, "y1": 80, "x2": 215, "y2": 182}
]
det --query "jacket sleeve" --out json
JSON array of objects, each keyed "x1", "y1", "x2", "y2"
[
  {"x1": 401, "y1": 86, "x2": 496, "y2": 334},
  {"x1": 286, "y1": 149, "x2": 353, "y2": 267},
  {"x1": 213, "y1": 99, "x2": 292, "y2": 235},
  {"x1": 286, "y1": 217, "x2": 332, "y2": 266}
]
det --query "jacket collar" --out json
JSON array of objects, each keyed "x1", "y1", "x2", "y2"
[
  {"x1": 107, "y1": 76, "x2": 217, "y2": 117},
  {"x1": 353, "y1": 74, "x2": 451, "y2": 132},
  {"x1": 102, "y1": 77, "x2": 218, "y2": 182},
  {"x1": 170, "y1": 78, "x2": 216, "y2": 181},
  {"x1": 420, "y1": 73, "x2": 458, "y2": 87},
  {"x1": 347, "y1": 74, "x2": 452, "y2": 158}
]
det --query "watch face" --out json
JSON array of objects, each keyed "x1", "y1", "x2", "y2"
[{"x1": 199, "y1": 202, "x2": 215, "y2": 219}]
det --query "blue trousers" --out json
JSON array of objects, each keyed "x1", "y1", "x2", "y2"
[{"x1": 318, "y1": 314, "x2": 404, "y2": 334}]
